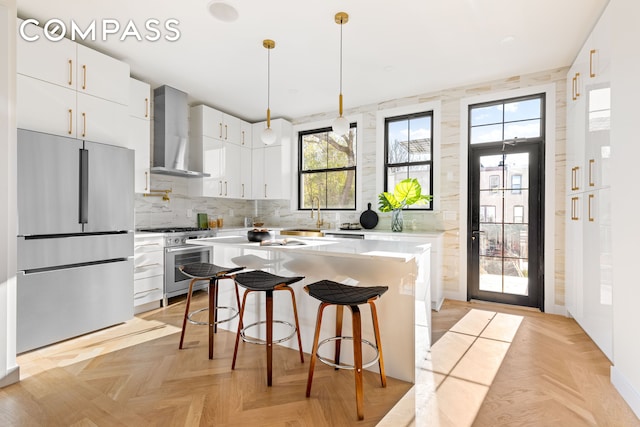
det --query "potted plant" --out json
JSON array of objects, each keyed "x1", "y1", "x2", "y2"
[{"x1": 378, "y1": 178, "x2": 431, "y2": 232}]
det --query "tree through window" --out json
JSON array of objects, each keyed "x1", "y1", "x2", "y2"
[{"x1": 298, "y1": 124, "x2": 357, "y2": 210}]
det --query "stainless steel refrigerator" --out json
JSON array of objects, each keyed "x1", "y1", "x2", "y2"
[{"x1": 16, "y1": 129, "x2": 134, "y2": 353}]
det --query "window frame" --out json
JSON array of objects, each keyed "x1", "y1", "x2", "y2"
[
  {"x1": 383, "y1": 111, "x2": 434, "y2": 211},
  {"x1": 297, "y1": 122, "x2": 358, "y2": 211}
]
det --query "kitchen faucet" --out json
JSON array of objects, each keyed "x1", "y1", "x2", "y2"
[{"x1": 311, "y1": 196, "x2": 323, "y2": 228}]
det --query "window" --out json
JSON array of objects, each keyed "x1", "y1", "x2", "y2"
[
  {"x1": 489, "y1": 174, "x2": 500, "y2": 192},
  {"x1": 513, "y1": 205, "x2": 525, "y2": 223},
  {"x1": 298, "y1": 124, "x2": 357, "y2": 210},
  {"x1": 469, "y1": 95, "x2": 543, "y2": 144},
  {"x1": 384, "y1": 111, "x2": 433, "y2": 210},
  {"x1": 511, "y1": 174, "x2": 522, "y2": 194},
  {"x1": 480, "y1": 205, "x2": 496, "y2": 223}
]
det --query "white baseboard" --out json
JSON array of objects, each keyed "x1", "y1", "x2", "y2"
[
  {"x1": 0, "y1": 365, "x2": 20, "y2": 388},
  {"x1": 611, "y1": 366, "x2": 640, "y2": 419}
]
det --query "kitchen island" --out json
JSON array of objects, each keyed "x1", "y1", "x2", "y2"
[{"x1": 187, "y1": 234, "x2": 431, "y2": 382}]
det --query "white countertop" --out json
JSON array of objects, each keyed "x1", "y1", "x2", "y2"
[{"x1": 187, "y1": 234, "x2": 431, "y2": 263}]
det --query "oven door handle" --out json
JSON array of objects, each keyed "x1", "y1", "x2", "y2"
[{"x1": 165, "y1": 246, "x2": 210, "y2": 253}]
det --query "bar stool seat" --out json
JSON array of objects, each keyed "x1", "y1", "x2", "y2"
[
  {"x1": 305, "y1": 279, "x2": 388, "y2": 420},
  {"x1": 178, "y1": 263, "x2": 244, "y2": 359},
  {"x1": 232, "y1": 270, "x2": 305, "y2": 386}
]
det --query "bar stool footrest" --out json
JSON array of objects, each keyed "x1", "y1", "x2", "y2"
[
  {"x1": 187, "y1": 306, "x2": 239, "y2": 326},
  {"x1": 316, "y1": 336, "x2": 380, "y2": 370},
  {"x1": 240, "y1": 320, "x2": 297, "y2": 345}
]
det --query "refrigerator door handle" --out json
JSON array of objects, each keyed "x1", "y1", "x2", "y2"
[{"x1": 79, "y1": 148, "x2": 88, "y2": 224}]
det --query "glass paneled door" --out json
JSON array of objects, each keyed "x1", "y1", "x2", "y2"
[{"x1": 468, "y1": 142, "x2": 544, "y2": 309}]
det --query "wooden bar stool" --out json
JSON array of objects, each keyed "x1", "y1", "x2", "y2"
[
  {"x1": 304, "y1": 280, "x2": 388, "y2": 420},
  {"x1": 231, "y1": 270, "x2": 305, "y2": 386},
  {"x1": 178, "y1": 263, "x2": 245, "y2": 359}
]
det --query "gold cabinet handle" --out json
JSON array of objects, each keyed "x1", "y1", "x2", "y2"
[
  {"x1": 264, "y1": 183, "x2": 267, "y2": 198},
  {"x1": 241, "y1": 183, "x2": 245, "y2": 198},
  {"x1": 589, "y1": 49, "x2": 596, "y2": 78},
  {"x1": 68, "y1": 59, "x2": 73, "y2": 86},
  {"x1": 219, "y1": 180, "x2": 223, "y2": 196},
  {"x1": 572, "y1": 76, "x2": 577, "y2": 101},
  {"x1": 575, "y1": 72, "x2": 580, "y2": 98},
  {"x1": 571, "y1": 197, "x2": 579, "y2": 221},
  {"x1": 219, "y1": 123, "x2": 223, "y2": 139},
  {"x1": 144, "y1": 97, "x2": 149, "y2": 118},
  {"x1": 68, "y1": 109, "x2": 73, "y2": 135},
  {"x1": 241, "y1": 130, "x2": 245, "y2": 145},
  {"x1": 82, "y1": 112, "x2": 86, "y2": 137},
  {"x1": 224, "y1": 181, "x2": 228, "y2": 196},
  {"x1": 145, "y1": 171, "x2": 149, "y2": 191},
  {"x1": 571, "y1": 166, "x2": 580, "y2": 191},
  {"x1": 589, "y1": 159, "x2": 595, "y2": 187},
  {"x1": 588, "y1": 194, "x2": 594, "y2": 222},
  {"x1": 82, "y1": 64, "x2": 87, "y2": 90},
  {"x1": 225, "y1": 124, "x2": 228, "y2": 140}
]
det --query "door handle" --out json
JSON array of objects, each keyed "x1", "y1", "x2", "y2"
[{"x1": 471, "y1": 230, "x2": 485, "y2": 241}]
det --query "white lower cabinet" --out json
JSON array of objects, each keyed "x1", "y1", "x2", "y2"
[
  {"x1": 364, "y1": 232, "x2": 443, "y2": 311},
  {"x1": 134, "y1": 234, "x2": 164, "y2": 311}
]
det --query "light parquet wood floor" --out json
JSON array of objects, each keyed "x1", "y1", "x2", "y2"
[
  {"x1": 433, "y1": 300, "x2": 640, "y2": 427},
  {"x1": 1, "y1": 291, "x2": 411, "y2": 426}
]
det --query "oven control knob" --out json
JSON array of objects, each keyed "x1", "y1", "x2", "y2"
[{"x1": 174, "y1": 237, "x2": 180, "y2": 245}]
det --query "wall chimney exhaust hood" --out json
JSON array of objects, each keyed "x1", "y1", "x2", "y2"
[{"x1": 151, "y1": 85, "x2": 210, "y2": 178}]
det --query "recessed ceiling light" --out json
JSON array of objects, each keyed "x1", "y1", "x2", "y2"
[{"x1": 208, "y1": 1, "x2": 239, "y2": 22}]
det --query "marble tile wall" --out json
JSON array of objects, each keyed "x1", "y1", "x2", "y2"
[{"x1": 135, "y1": 66, "x2": 567, "y2": 306}]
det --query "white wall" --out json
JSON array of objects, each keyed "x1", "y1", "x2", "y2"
[
  {"x1": 0, "y1": 0, "x2": 19, "y2": 388},
  {"x1": 609, "y1": 0, "x2": 640, "y2": 418}
]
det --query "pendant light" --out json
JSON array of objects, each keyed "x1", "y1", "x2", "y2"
[
  {"x1": 261, "y1": 39, "x2": 277, "y2": 145},
  {"x1": 332, "y1": 12, "x2": 349, "y2": 136}
]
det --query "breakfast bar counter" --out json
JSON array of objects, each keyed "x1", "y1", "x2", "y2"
[{"x1": 187, "y1": 234, "x2": 431, "y2": 382}]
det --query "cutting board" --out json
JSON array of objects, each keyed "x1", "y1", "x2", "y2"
[{"x1": 359, "y1": 203, "x2": 379, "y2": 229}]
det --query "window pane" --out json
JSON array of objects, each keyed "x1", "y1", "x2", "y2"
[
  {"x1": 327, "y1": 129, "x2": 356, "y2": 168},
  {"x1": 387, "y1": 166, "x2": 408, "y2": 192},
  {"x1": 301, "y1": 132, "x2": 328, "y2": 171},
  {"x1": 409, "y1": 116, "x2": 432, "y2": 162},
  {"x1": 471, "y1": 105, "x2": 503, "y2": 126},
  {"x1": 470, "y1": 123, "x2": 503, "y2": 144},
  {"x1": 503, "y1": 98, "x2": 541, "y2": 122},
  {"x1": 387, "y1": 120, "x2": 409, "y2": 164},
  {"x1": 504, "y1": 119, "x2": 541, "y2": 140},
  {"x1": 406, "y1": 165, "x2": 431, "y2": 209},
  {"x1": 300, "y1": 172, "x2": 327, "y2": 208},
  {"x1": 326, "y1": 170, "x2": 355, "y2": 209}
]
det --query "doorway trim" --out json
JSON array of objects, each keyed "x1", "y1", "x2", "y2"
[{"x1": 455, "y1": 83, "x2": 563, "y2": 315}]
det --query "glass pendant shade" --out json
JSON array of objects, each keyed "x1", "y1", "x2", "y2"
[
  {"x1": 332, "y1": 116, "x2": 349, "y2": 135},
  {"x1": 261, "y1": 126, "x2": 276, "y2": 145}
]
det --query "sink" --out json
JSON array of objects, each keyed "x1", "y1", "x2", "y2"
[{"x1": 280, "y1": 228, "x2": 325, "y2": 237}]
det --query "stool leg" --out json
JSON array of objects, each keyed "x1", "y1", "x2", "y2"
[
  {"x1": 369, "y1": 300, "x2": 387, "y2": 387},
  {"x1": 334, "y1": 305, "x2": 344, "y2": 368},
  {"x1": 208, "y1": 277, "x2": 218, "y2": 359},
  {"x1": 351, "y1": 305, "x2": 364, "y2": 420},
  {"x1": 232, "y1": 288, "x2": 250, "y2": 370},
  {"x1": 179, "y1": 278, "x2": 197, "y2": 349},
  {"x1": 306, "y1": 302, "x2": 329, "y2": 397},
  {"x1": 282, "y1": 285, "x2": 304, "y2": 363},
  {"x1": 266, "y1": 289, "x2": 274, "y2": 386},
  {"x1": 213, "y1": 278, "x2": 220, "y2": 334}
]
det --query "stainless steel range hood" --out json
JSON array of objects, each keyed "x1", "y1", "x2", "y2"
[{"x1": 151, "y1": 85, "x2": 210, "y2": 178}]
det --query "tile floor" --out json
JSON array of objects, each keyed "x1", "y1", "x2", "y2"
[{"x1": 377, "y1": 308, "x2": 523, "y2": 427}]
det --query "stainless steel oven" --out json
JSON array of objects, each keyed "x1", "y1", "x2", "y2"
[{"x1": 138, "y1": 227, "x2": 215, "y2": 305}]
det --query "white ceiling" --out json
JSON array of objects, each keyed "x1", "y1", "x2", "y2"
[{"x1": 17, "y1": 0, "x2": 608, "y2": 123}]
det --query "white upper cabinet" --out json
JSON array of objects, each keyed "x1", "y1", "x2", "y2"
[
  {"x1": 196, "y1": 104, "x2": 241, "y2": 144},
  {"x1": 76, "y1": 44, "x2": 129, "y2": 106},
  {"x1": 251, "y1": 119, "x2": 292, "y2": 199},
  {"x1": 128, "y1": 79, "x2": 152, "y2": 193},
  {"x1": 16, "y1": 19, "x2": 130, "y2": 147},
  {"x1": 17, "y1": 23, "x2": 77, "y2": 90},
  {"x1": 129, "y1": 78, "x2": 151, "y2": 120}
]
